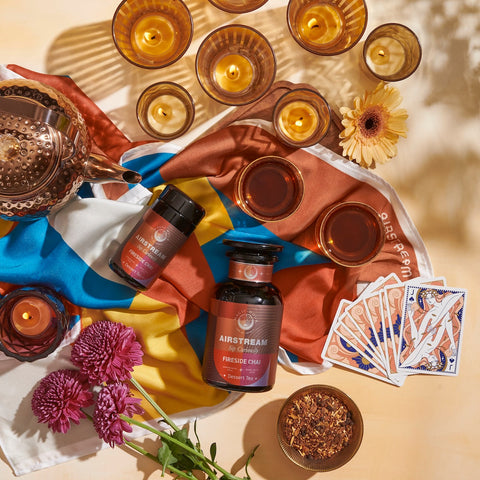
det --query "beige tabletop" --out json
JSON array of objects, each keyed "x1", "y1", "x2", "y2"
[{"x1": 0, "y1": 0, "x2": 479, "y2": 479}]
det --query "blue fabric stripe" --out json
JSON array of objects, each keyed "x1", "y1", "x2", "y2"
[
  {"x1": 183, "y1": 309, "x2": 209, "y2": 362},
  {"x1": 123, "y1": 152, "x2": 175, "y2": 189},
  {"x1": 284, "y1": 350, "x2": 299, "y2": 363},
  {"x1": 203, "y1": 186, "x2": 331, "y2": 283},
  {"x1": 0, "y1": 219, "x2": 135, "y2": 309}
]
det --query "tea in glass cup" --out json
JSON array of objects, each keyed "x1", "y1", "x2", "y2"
[
  {"x1": 234, "y1": 156, "x2": 304, "y2": 222},
  {"x1": 315, "y1": 202, "x2": 385, "y2": 267},
  {"x1": 286, "y1": 0, "x2": 367, "y2": 55}
]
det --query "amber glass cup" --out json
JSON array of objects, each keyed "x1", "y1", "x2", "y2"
[
  {"x1": 234, "y1": 156, "x2": 304, "y2": 222},
  {"x1": 112, "y1": 0, "x2": 193, "y2": 69},
  {"x1": 287, "y1": 0, "x2": 367, "y2": 55},
  {"x1": 0, "y1": 286, "x2": 69, "y2": 362},
  {"x1": 362, "y1": 23, "x2": 422, "y2": 81},
  {"x1": 273, "y1": 88, "x2": 331, "y2": 148},
  {"x1": 315, "y1": 201, "x2": 385, "y2": 267},
  {"x1": 196, "y1": 25, "x2": 276, "y2": 106},
  {"x1": 136, "y1": 82, "x2": 195, "y2": 140},
  {"x1": 207, "y1": 0, "x2": 268, "y2": 13}
]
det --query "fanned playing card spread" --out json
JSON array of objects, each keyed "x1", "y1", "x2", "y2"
[{"x1": 322, "y1": 276, "x2": 467, "y2": 385}]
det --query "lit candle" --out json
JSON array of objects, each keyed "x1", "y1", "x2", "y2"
[
  {"x1": 146, "y1": 95, "x2": 188, "y2": 137},
  {"x1": 131, "y1": 13, "x2": 177, "y2": 58},
  {"x1": 365, "y1": 36, "x2": 406, "y2": 77},
  {"x1": 299, "y1": 4, "x2": 345, "y2": 45},
  {"x1": 11, "y1": 297, "x2": 54, "y2": 337},
  {"x1": 278, "y1": 100, "x2": 320, "y2": 142},
  {"x1": 214, "y1": 54, "x2": 254, "y2": 93}
]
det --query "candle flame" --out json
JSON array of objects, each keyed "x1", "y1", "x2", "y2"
[
  {"x1": 378, "y1": 49, "x2": 385, "y2": 57},
  {"x1": 295, "y1": 117, "x2": 304, "y2": 128},
  {"x1": 307, "y1": 18, "x2": 319, "y2": 29},
  {"x1": 22, "y1": 311, "x2": 32, "y2": 320},
  {"x1": 157, "y1": 107, "x2": 168, "y2": 118},
  {"x1": 228, "y1": 65, "x2": 238, "y2": 78}
]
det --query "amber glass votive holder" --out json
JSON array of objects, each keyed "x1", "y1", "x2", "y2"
[
  {"x1": 112, "y1": 0, "x2": 193, "y2": 69},
  {"x1": 315, "y1": 201, "x2": 385, "y2": 267},
  {"x1": 273, "y1": 88, "x2": 331, "y2": 148},
  {"x1": 195, "y1": 24, "x2": 276, "y2": 106},
  {"x1": 287, "y1": 0, "x2": 367, "y2": 55},
  {"x1": 0, "y1": 286, "x2": 69, "y2": 362},
  {"x1": 362, "y1": 23, "x2": 422, "y2": 81},
  {"x1": 234, "y1": 156, "x2": 304, "y2": 222},
  {"x1": 207, "y1": 0, "x2": 268, "y2": 14},
  {"x1": 137, "y1": 82, "x2": 195, "y2": 140}
]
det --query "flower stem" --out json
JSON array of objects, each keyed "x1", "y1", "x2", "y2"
[
  {"x1": 120, "y1": 414, "x2": 242, "y2": 480},
  {"x1": 124, "y1": 439, "x2": 197, "y2": 480},
  {"x1": 130, "y1": 377, "x2": 180, "y2": 432}
]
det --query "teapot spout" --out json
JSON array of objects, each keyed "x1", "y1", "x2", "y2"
[{"x1": 84, "y1": 154, "x2": 142, "y2": 184}]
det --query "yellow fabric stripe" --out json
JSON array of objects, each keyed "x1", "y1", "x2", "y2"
[
  {"x1": 0, "y1": 219, "x2": 16, "y2": 239},
  {"x1": 81, "y1": 294, "x2": 228, "y2": 418},
  {"x1": 153, "y1": 177, "x2": 234, "y2": 246}
]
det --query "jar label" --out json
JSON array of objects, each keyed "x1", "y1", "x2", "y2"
[
  {"x1": 228, "y1": 260, "x2": 274, "y2": 283},
  {"x1": 204, "y1": 299, "x2": 283, "y2": 388},
  {"x1": 118, "y1": 210, "x2": 187, "y2": 288}
]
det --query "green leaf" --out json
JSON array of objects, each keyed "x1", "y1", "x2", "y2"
[
  {"x1": 160, "y1": 429, "x2": 200, "y2": 473},
  {"x1": 157, "y1": 443, "x2": 178, "y2": 476},
  {"x1": 210, "y1": 442, "x2": 217, "y2": 462}
]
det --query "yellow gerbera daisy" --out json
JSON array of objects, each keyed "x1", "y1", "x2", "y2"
[{"x1": 339, "y1": 82, "x2": 408, "y2": 168}]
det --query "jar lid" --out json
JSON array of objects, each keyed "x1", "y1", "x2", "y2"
[
  {"x1": 158, "y1": 184, "x2": 205, "y2": 226},
  {"x1": 224, "y1": 239, "x2": 283, "y2": 263}
]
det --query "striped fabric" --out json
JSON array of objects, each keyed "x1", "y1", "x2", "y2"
[{"x1": 0, "y1": 66, "x2": 433, "y2": 475}]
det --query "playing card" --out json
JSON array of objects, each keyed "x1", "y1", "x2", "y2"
[
  {"x1": 345, "y1": 300, "x2": 387, "y2": 366},
  {"x1": 322, "y1": 324, "x2": 397, "y2": 385},
  {"x1": 397, "y1": 285, "x2": 466, "y2": 376}
]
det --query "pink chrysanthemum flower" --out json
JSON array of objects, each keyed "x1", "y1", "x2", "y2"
[
  {"x1": 71, "y1": 320, "x2": 143, "y2": 385},
  {"x1": 31, "y1": 369, "x2": 94, "y2": 434},
  {"x1": 93, "y1": 382, "x2": 143, "y2": 447}
]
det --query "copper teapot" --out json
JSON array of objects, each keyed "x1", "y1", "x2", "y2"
[{"x1": 0, "y1": 79, "x2": 142, "y2": 220}]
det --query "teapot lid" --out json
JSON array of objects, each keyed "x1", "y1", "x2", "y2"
[{"x1": 0, "y1": 87, "x2": 76, "y2": 197}]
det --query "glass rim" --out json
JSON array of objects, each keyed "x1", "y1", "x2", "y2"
[
  {"x1": 286, "y1": 0, "x2": 368, "y2": 56},
  {"x1": 136, "y1": 81, "x2": 195, "y2": 140},
  {"x1": 195, "y1": 24, "x2": 277, "y2": 106},
  {"x1": 234, "y1": 155, "x2": 305, "y2": 222},
  {"x1": 362, "y1": 22, "x2": 423, "y2": 81},
  {"x1": 315, "y1": 201, "x2": 385, "y2": 267},
  {"x1": 207, "y1": 0, "x2": 268, "y2": 14},
  {"x1": 273, "y1": 87, "x2": 332, "y2": 147},
  {"x1": 111, "y1": 0, "x2": 194, "y2": 69}
]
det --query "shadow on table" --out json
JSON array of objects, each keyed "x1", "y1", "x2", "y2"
[{"x1": 241, "y1": 399, "x2": 314, "y2": 480}]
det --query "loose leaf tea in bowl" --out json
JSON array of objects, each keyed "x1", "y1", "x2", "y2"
[{"x1": 277, "y1": 385, "x2": 363, "y2": 471}]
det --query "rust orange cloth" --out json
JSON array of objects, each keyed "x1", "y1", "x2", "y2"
[{"x1": 3, "y1": 65, "x2": 432, "y2": 366}]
